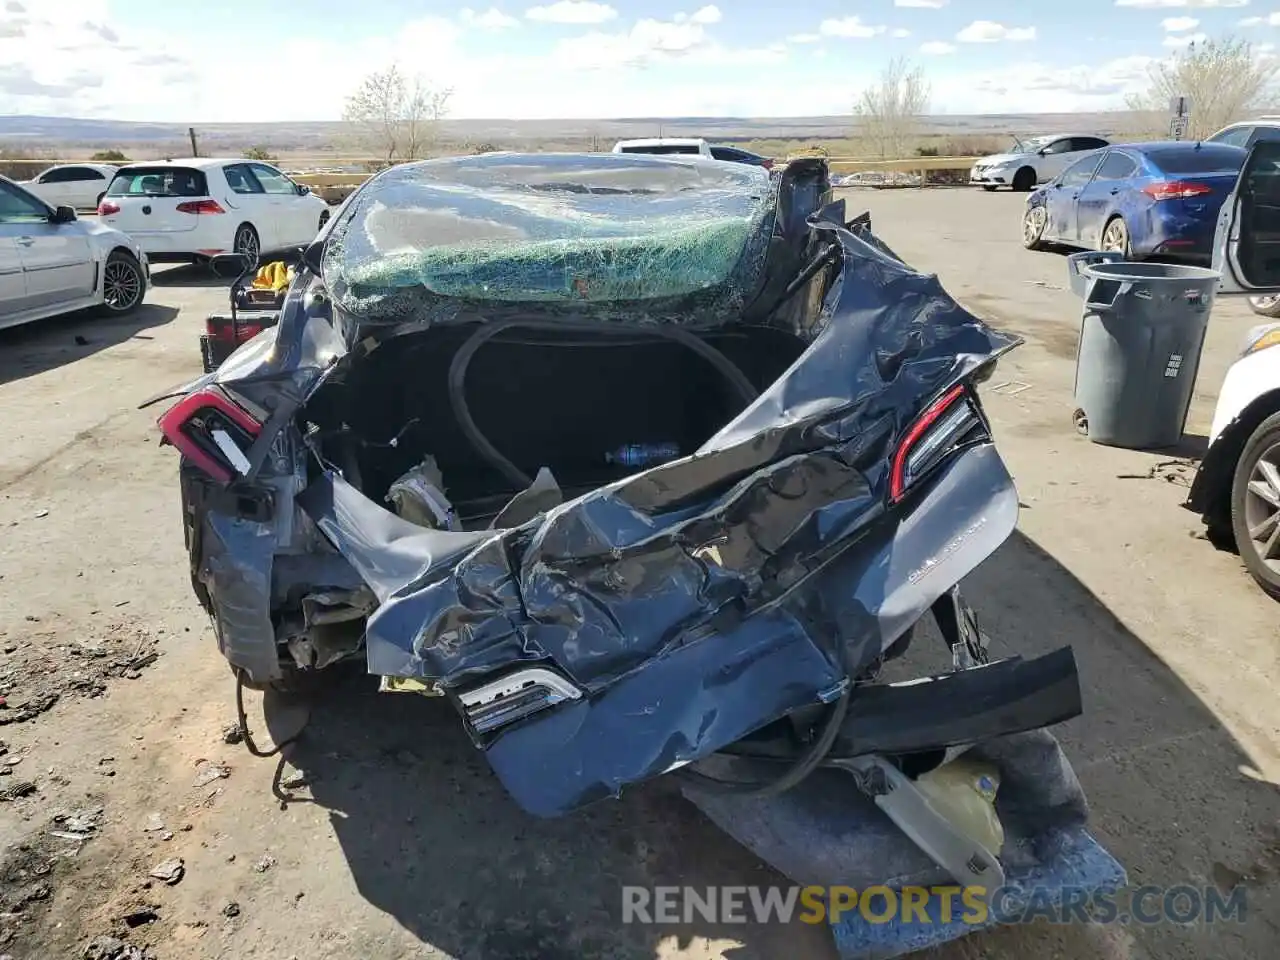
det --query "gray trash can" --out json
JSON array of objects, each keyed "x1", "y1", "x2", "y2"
[{"x1": 1066, "y1": 253, "x2": 1219, "y2": 449}]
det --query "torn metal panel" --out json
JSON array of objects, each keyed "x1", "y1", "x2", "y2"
[{"x1": 297, "y1": 213, "x2": 1022, "y2": 816}]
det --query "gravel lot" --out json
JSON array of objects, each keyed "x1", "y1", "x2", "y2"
[{"x1": 0, "y1": 187, "x2": 1276, "y2": 960}]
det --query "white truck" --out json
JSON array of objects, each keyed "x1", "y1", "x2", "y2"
[{"x1": 611, "y1": 138, "x2": 713, "y2": 158}]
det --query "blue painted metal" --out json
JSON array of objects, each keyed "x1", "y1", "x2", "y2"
[{"x1": 828, "y1": 828, "x2": 1127, "y2": 959}]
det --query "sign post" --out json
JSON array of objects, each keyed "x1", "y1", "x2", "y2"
[{"x1": 1168, "y1": 96, "x2": 1193, "y2": 140}]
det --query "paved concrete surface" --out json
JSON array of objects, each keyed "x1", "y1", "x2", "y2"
[{"x1": 0, "y1": 188, "x2": 1275, "y2": 960}]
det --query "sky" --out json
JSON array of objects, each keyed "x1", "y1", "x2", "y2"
[{"x1": 2, "y1": 0, "x2": 1280, "y2": 122}]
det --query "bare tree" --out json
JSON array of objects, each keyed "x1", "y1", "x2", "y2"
[
  {"x1": 853, "y1": 57, "x2": 930, "y2": 159},
  {"x1": 343, "y1": 65, "x2": 454, "y2": 164},
  {"x1": 1125, "y1": 37, "x2": 1279, "y2": 140}
]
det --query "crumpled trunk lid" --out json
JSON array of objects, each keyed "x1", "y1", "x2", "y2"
[{"x1": 298, "y1": 207, "x2": 1021, "y2": 817}]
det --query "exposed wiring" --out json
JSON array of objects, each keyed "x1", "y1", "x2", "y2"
[
  {"x1": 675, "y1": 633, "x2": 852, "y2": 798},
  {"x1": 447, "y1": 317, "x2": 761, "y2": 489},
  {"x1": 234, "y1": 669, "x2": 310, "y2": 759}
]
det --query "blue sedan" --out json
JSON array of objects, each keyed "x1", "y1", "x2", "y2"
[{"x1": 1021, "y1": 141, "x2": 1247, "y2": 262}]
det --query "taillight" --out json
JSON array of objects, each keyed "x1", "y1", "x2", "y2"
[
  {"x1": 97, "y1": 199, "x2": 121, "y2": 216},
  {"x1": 157, "y1": 387, "x2": 262, "y2": 483},
  {"x1": 762, "y1": 158, "x2": 775, "y2": 170},
  {"x1": 1142, "y1": 180, "x2": 1212, "y2": 202},
  {"x1": 205, "y1": 316, "x2": 265, "y2": 346},
  {"x1": 889, "y1": 384, "x2": 989, "y2": 503},
  {"x1": 175, "y1": 199, "x2": 226, "y2": 215}
]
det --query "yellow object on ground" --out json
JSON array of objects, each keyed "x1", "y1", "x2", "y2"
[{"x1": 252, "y1": 261, "x2": 294, "y2": 291}]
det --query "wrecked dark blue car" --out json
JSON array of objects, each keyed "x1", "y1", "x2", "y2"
[{"x1": 147, "y1": 153, "x2": 1123, "y2": 958}]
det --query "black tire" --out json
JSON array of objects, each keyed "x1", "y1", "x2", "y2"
[
  {"x1": 98, "y1": 250, "x2": 145, "y2": 314},
  {"x1": 1229, "y1": 411, "x2": 1280, "y2": 600},
  {"x1": 1012, "y1": 167, "x2": 1037, "y2": 191},
  {"x1": 1248, "y1": 295, "x2": 1280, "y2": 318},
  {"x1": 233, "y1": 223, "x2": 260, "y2": 265},
  {"x1": 1101, "y1": 216, "x2": 1131, "y2": 258}
]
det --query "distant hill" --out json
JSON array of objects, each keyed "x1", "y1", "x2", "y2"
[{"x1": 0, "y1": 111, "x2": 1149, "y2": 160}]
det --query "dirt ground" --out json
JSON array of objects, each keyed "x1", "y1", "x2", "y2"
[{"x1": 0, "y1": 188, "x2": 1276, "y2": 960}]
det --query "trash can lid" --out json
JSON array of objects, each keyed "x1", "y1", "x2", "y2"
[{"x1": 1083, "y1": 261, "x2": 1220, "y2": 283}]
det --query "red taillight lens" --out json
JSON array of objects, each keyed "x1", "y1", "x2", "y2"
[
  {"x1": 97, "y1": 199, "x2": 120, "y2": 215},
  {"x1": 157, "y1": 387, "x2": 263, "y2": 483},
  {"x1": 889, "y1": 384, "x2": 988, "y2": 503},
  {"x1": 205, "y1": 316, "x2": 265, "y2": 346},
  {"x1": 175, "y1": 199, "x2": 226, "y2": 215},
  {"x1": 1142, "y1": 180, "x2": 1212, "y2": 202}
]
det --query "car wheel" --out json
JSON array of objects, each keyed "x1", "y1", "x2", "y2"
[
  {"x1": 1101, "y1": 216, "x2": 1130, "y2": 258},
  {"x1": 1022, "y1": 205, "x2": 1048, "y2": 250},
  {"x1": 99, "y1": 250, "x2": 145, "y2": 314},
  {"x1": 1248, "y1": 294, "x2": 1280, "y2": 318},
  {"x1": 1012, "y1": 167, "x2": 1036, "y2": 192},
  {"x1": 318, "y1": 209, "x2": 330, "y2": 232},
  {"x1": 1229, "y1": 411, "x2": 1280, "y2": 600},
  {"x1": 233, "y1": 223, "x2": 260, "y2": 265}
]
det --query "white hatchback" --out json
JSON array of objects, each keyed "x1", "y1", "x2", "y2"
[
  {"x1": 21, "y1": 163, "x2": 120, "y2": 211},
  {"x1": 97, "y1": 158, "x2": 331, "y2": 264},
  {"x1": 1, "y1": 174, "x2": 149, "y2": 331}
]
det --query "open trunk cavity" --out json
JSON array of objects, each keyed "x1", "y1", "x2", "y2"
[{"x1": 309, "y1": 320, "x2": 808, "y2": 527}]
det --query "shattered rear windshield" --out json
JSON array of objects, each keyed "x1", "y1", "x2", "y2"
[{"x1": 322, "y1": 153, "x2": 778, "y2": 320}]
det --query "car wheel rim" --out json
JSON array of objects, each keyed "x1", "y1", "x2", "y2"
[
  {"x1": 1023, "y1": 207, "x2": 1046, "y2": 243},
  {"x1": 1244, "y1": 442, "x2": 1280, "y2": 575},
  {"x1": 1102, "y1": 221, "x2": 1126, "y2": 253},
  {"x1": 1251, "y1": 295, "x2": 1280, "y2": 310},
  {"x1": 103, "y1": 260, "x2": 141, "y2": 311},
  {"x1": 235, "y1": 229, "x2": 258, "y2": 262}
]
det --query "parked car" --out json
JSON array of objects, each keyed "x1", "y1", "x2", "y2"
[
  {"x1": 1203, "y1": 118, "x2": 1280, "y2": 317},
  {"x1": 1189, "y1": 136, "x2": 1280, "y2": 598},
  {"x1": 21, "y1": 163, "x2": 119, "y2": 211},
  {"x1": 1020, "y1": 141, "x2": 1246, "y2": 261},
  {"x1": 1204, "y1": 117, "x2": 1280, "y2": 149},
  {"x1": 96, "y1": 158, "x2": 331, "y2": 265},
  {"x1": 611, "y1": 137, "x2": 712, "y2": 157},
  {"x1": 140, "y1": 154, "x2": 1094, "y2": 845},
  {"x1": 708, "y1": 145, "x2": 775, "y2": 169},
  {"x1": 970, "y1": 135, "x2": 1111, "y2": 192},
  {"x1": 1, "y1": 174, "x2": 148, "y2": 331}
]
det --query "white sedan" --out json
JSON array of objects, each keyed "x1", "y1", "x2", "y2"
[
  {"x1": 1, "y1": 175, "x2": 149, "y2": 331},
  {"x1": 21, "y1": 162, "x2": 119, "y2": 211},
  {"x1": 969, "y1": 135, "x2": 1111, "y2": 192},
  {"x1": 97, "y1": 158, "x2": 331, "y2": 264}
]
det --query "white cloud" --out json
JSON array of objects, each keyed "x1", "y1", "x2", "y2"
[
  {"x1": 1164, "y1": 30, "x2": 1208, "y2": 46},
  {"x1": 1241, "y1": 13, "x2": 1280, "y2": 26},
  {"x1": 895, "y1": 0, "x2": 948, "y2": 6},
  {"x1": 1161, "y1": 16, "x2": 1199, "y2": 30},
  {"x1": 525, "y1": 1, "x2": 616, "y2": 24},
  {"x1": 460, "y1": 7, "x2": 520, "y2": 29},
  {"x1": 956, "y1": 21, "x2": 1036, "y2": 43},
  {"x1": 786, "y1": 33, "x2": 821, "y2": 43},
  {"x1": 891, "y1": 28, "x2": 911, "y2": 38},
  {"x1": 1116, "y1": 0, "x2": 1244, "y2": 7},
  {"x1": 938, "y1": 54, "x2": 1158, "y2": 113},
  {"x1": 920, "y1": 41, "x2": 956, "y2": 54},
  {"x1": 684, "y1": 5, "x2": 721, "y2": 24},
  {"x1": 819, "y1": 16, "x2": 887, "y2": 39}
]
